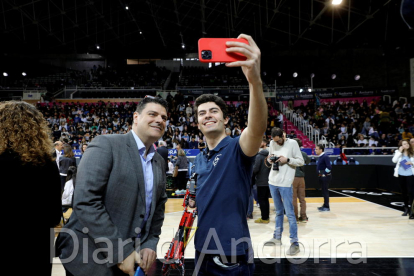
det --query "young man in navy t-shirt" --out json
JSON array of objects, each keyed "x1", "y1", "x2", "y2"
[{"x1": 190, "y1": 34, "x2": 267, "y2": 275}]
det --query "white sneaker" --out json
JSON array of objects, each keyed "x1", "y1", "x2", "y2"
[{"x1": 264, "y1": 238, "x2": 282, "y2": 246}]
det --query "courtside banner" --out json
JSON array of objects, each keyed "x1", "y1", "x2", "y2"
[{"x1": 168, "y1": 149, "x2": 200, "y2": 157}]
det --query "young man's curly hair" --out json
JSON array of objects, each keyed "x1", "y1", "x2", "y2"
[{"x1": 0, "y1": 101, "x2": 54, "y2": 165}]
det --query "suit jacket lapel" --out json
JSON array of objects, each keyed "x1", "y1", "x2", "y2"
[{"x1": 126, "y1": 131, "x2": 146, "y2": 206}]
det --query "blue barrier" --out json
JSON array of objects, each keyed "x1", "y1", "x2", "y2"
[
  {"x1": 168, "y1": 149, "x2": 201, "y2": 157},
  {"x1": 301, "y1": 148, "x2": 340, "y2": 156}
]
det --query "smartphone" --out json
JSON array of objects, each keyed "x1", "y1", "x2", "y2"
[
  {"x1": 198, "y1": 38, "x2": 249, "y2": 63},
  {"x1": 134, "y1": 267, "x2": 145, "y2": 276}
]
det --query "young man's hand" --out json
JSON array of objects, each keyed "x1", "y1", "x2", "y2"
[{"x1": 225, "y1": 34, "x2": 262, "y2": 86}]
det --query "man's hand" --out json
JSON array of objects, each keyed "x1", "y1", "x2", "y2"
[
  {"x1": 118, "y1": 251, "x2": 141, "y2": 276},
  {"x1": 277, "y1": 156, "x2": 288, "y2": 164},
  {"x1": 225, "y1": 34, "x2": 262, "y2": 86},
  {"x1": 140, "y1": 248, "x2": 157, "y2": 274},
  {"x1": 267, "y1": 154, "x2": 275, "y2": 164}
]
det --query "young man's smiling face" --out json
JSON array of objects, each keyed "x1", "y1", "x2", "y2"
[{"x1": 197, "y1": 102, "x2": 229, "y2": 136}]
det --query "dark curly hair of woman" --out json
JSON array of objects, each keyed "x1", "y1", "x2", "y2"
[{"x1": 0, "y1": 101, "x2": 54, "y2": 165}]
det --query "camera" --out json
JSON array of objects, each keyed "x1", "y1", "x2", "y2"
[
  {"x1": 201, "y1": 50, "x2": 212, "y2": 60},
  {"x1": 269, "y1": 156, "x2": 280, "y2": 171}
]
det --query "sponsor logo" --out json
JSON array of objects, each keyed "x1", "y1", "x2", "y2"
[
  {"x1": 337, "y1": 92, "x2": 353, "y2": 97},
  {"x1": 359, "y1": 91, "x2": 374, "y2": 95}
]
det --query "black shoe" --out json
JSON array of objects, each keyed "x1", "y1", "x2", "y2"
[{"x1": 402, "y1": 207, "x2": 409, "y2": 216}]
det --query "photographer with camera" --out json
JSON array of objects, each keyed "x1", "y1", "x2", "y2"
[{"x1": 264, "y1": 127, "x2": 304, "y2": 256}]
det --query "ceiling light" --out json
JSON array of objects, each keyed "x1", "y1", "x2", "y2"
[
  {"x1": 299, "y1": 89, "x2": 303, "y2": 92},
  {"x1": 181, "y1": 43, "x2": 185, "y2": 49},
  {"x1": 331, "y1": 74, "x2": 336, "y2": 79},
  {"x1": 310, "y1": 73, "x2": 315, "y2": 78},
  {"x1": 308, "y1": 88, "x2": 312, "y2": 92},
  {"x1": 355, "y1": 75, "x2": 360, "y2": 80},
  {"x1": 96, "y1": 45, "x2": 100, "y2": 49},
  {"x1": 139, "y1": 31, "x2": 142, "y2": 34},
  {"x1": 125, "y1": 6, "x2": 129, "y2": 10},
  {"x1": 332, "y1": 0, "x2": 342, "y2": 5},
  {"x1": 3, "y1": 72, "x2": 8, "y2": 77},
  {"x1": 293, "y1": 72, "x2": 298, "y2": 78},
  {"x1": 277, "y1": 72, "x2": 281, "y2": 77},
  {"x1": 22, "y1": 72, "x2": 27, "y2": 76}
]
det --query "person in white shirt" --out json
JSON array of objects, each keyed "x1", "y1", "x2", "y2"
[
  {"x1": 277, "y1": 112, "x2": 284, "y2": 130},
  {"x1": 264, "y1": 127, "x2": 304, "y2": 255}
]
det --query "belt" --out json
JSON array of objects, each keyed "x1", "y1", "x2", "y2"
[{"x1": 319, "y1": 173, "x2": 331, "y2": 177}]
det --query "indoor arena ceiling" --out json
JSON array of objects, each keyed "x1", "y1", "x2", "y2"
[{"x1": 0, "y1": 0, "x2": 413, "y2": 57}]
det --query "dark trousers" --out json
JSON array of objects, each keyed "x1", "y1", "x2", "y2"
[
  {"x1": 60, "y1": 175, "x2": 67, "y2": 191},
  {"x1": 257, "y1": 186, "x2": 271, "y2": 220},
  {"x1": 194, "y1": 250, "x2": 255, "y2": 276},
  {"x1": 174, "y1": 171, "x2": 188, "y2": 190},
  {"x1": 292, "y1": 177, "x2": 307, "y2": 219},
  {"x1": 319, "y1": 175, "x2": 332, "y2": 208},
  {"x1": 398, "y1": 175, "x2": 414, "y2": 208}
]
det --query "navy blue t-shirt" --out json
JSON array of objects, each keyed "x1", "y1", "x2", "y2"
[{"x1": 194, "y1": 136, "x2": 255, "y2": 255}]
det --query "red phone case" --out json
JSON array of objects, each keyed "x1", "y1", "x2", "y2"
[{"x1": 198, "y1": 38, "x2": 249, "y2": 63}]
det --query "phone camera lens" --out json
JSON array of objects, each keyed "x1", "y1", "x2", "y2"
[{"x1": 201, "y1": 50, "x2": 212, "y2": 60}]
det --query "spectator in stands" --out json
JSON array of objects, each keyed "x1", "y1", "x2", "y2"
[
  {"x1": 292, "y1": 138, "x2": 310, "y2": 223},
  {"x1": 253, "y1": 139, "x2": 271, "y2": 224},
  {"x1": 402, "y1": 128, "x2": 414, "y2": 140},
  {"x1": 357, "y1": 134, "x2": 368, "y2": 147},
  {"x1": 80, "y1": 143, "x2": 88, "y2": 158},
  {"x1": 392, "y1": 139, "x2": 414, "y2": 217},
  {"x1": 0, "y1": 101, "x2": 61, "y2": 275},
  {"x1": 361, "y1": 117, "x2": 371, "y2": 135},
  {"x1": 338, "y1": 123, "x2": 348, "y2": 140},
  {"x1": 264, "y1": 127, "x2": 304, "y2": 256},
  {"x1": 188, "y1": 136, "x2": 198, "y2": 149},
  {"x1": 59, "y1": 144, "x2": 77, "y2": 191}
]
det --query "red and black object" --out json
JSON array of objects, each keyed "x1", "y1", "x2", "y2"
[{"x1": 162, "y1": 185, "x2": 197, "y2": 276}]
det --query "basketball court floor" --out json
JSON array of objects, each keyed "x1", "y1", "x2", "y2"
[{"x1": 52, "y1": 189, "x2": 414, "y2": 275}]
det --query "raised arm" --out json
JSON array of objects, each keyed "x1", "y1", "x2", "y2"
[{"x1": 226, "y1": 34, "x2": 267, "y2": 157}]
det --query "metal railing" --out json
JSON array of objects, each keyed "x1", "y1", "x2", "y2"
[{"x1": 383, "y1": 95, "x2": 391, "y2": 104}]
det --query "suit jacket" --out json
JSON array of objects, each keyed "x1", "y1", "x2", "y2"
[
  {"x1": 56, "y1": 132, "x2": 168, "y2": 276},
  {"x1": 156, "y1": 146, "x2": 169, "y2": 172}
]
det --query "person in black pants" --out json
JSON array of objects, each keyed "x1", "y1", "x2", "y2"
[
  {"x1": 316, "y1": 144, "x2": 332, "y2": 212},
  {"x1": 253, "y1": 139, "x2": 271, "y2": 223}
]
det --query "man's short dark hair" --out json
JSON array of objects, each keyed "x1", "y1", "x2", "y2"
[
  {"x1": 271, "y1": 127, "x2": 283, "y2": 138},
  {"x1": 317, "y1": 144, "x2": 325, "y2": 151},
  {"x1": 136, "y1": 96, "x2": 168, "y2": 114},
  {"x1": 293, "y1": 138, "x2": 302, "y2": 147},
  {"x1": 193, "y1": 94, "x2": 228, "y2": 123}
]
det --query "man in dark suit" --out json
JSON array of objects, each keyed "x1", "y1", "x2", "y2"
[
  {"x1": 156, "y1": 141, "x2": 169, "y2": 172},
  {"x1": 316, "y1": 144, "x2": 332, "y2": 212},
  {"x1": 56, "y1": 96, "x2": 169, "y2": 276}
]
